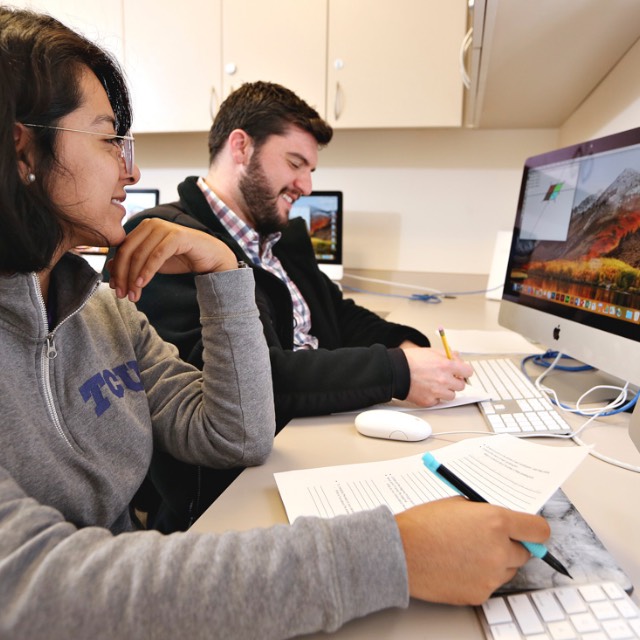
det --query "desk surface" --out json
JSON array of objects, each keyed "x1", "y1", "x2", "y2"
[{"x1": 192, "y1": 276, "x2": 640, "y2": 639}]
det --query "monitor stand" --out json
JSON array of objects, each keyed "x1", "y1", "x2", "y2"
[
  {"x1": 319, "y1": 264, "x2": 343, "y2": 282},
  {"x1": 629, "y1": 401, "x2": 640, "y2": 453}
]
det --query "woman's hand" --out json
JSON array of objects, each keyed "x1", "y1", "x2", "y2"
[
  {"x1": 395, "y1": 497, "x2": 550, "y2": 605},
  {"x1": 106, "y1": 218, "x2": 238, "y2": 301}
]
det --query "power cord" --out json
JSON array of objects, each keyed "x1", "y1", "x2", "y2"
[
  {"x1": 519, "y1": 350, "x2": 640, "y2": 472},
  {"x1": 341, "y1": 273, "x2": 504, "y2": 301}
]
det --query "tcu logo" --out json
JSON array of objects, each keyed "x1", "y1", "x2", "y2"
[{"x1": 79, "y1": 360, "x2": 144, "y2": 417}]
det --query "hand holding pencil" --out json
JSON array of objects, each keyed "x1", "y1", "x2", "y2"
[
  {"x1": 400, "y1": 338, "x2": 473, "y2": 406},
  {"x1": 438, "y1": 326, "x2": 470, "y2": 384}
]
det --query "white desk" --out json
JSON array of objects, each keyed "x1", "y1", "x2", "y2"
[{"x1": 192, "y1": 276, "x2": 640, "y2": 638}]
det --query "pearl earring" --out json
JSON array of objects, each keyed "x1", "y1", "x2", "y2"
[{"x1": 27, "y1": 172, "x2": 36, "y2": 183}]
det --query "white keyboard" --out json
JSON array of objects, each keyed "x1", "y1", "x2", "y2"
[
  {"x1": 478, "y1": 582, "x2": 640, "y2": 639},
  {"x1": 471, "y1": 358, "x2": 572, "y2": 436}
]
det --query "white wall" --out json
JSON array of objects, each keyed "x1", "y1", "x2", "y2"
[
  {"x1": 560, "y1": 39, "x2": 640, "y2": 145},
  {"x1": 132, "y1": 35, "x2": 640, "y2": 277},
  {"x1": 133, "y1": 128, "x2": 559, "y2": 275}
]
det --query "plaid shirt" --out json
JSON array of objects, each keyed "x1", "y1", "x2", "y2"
[{"x1": 197, "y1": 177, "x2": 318, "y2": 350}]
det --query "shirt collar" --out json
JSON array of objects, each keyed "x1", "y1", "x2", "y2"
[{"x1": 196, "y1": 177, "x2": 281, "y2": 263}]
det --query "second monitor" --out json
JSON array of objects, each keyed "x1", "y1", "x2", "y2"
[{"x1": 289, "y1": 191, "x2": 343, "y2": 281}]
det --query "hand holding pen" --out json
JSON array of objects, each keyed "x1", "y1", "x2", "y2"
[
  {"x1": 422, "y1": 451, "x2": 572, "y2": 578},
  {"x1": 394, "y1": 492, "x2": 552, "y2": 604}
]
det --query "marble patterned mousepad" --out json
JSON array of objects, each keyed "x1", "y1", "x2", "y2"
[{"x1": 496, "y1": 488, "x2": 633, "y2": 595}]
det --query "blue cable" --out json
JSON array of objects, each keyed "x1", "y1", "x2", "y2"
[
  {"x1": 523, "y1": 350, "x2": 593, "y2": 372},
  {"x1": 341, "y1": 284, "x2": 442, "y2": 303}
]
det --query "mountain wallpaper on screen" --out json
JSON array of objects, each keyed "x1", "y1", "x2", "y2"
[{"x1": 520, "y1": 168, "x2": 640, "y2": 291}]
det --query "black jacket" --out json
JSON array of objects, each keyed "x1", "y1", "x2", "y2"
[{"x1": 111, "y1": 176, "x2": 430, "y2": 530}]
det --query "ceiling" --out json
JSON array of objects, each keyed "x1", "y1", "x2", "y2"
[{"x1": 466, "y1": 0, "x2": 640, "y2": 128}]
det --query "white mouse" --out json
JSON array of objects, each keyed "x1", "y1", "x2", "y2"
[{"x1": 354, "y1": 409, "x2": 432, "y2": 442}]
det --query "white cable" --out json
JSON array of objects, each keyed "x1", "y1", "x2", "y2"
[
  {"x1": 533, "y1": 352, "x2": 630, "y2": 416},
  {"x1": 572, "y1": 432, "x2": 640, "y2": 473},
  {"x1": 342, "y1": 272, "x2": 444, "y2": 295},
  {"x1": 459, "y1": 27, "x2": 473, "y2": 89},
  {"x1": 527, "y1": 353, "x2": 640, "y2": 472}
]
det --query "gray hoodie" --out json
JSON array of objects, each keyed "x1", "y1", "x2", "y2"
[{"x1": 0, "y1": 254, "x2": 408, "y2": 639}]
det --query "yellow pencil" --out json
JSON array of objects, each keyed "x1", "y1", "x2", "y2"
[
  {"x1": 438, "y1": 326, "x2": 453, "y2": 359},
  {"x1": 438, "y1": 326, "x2": 469, "y2": 383}
]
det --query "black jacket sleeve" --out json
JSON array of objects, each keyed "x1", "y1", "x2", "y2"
[{"x1": 109, "y1": 181, "x2": 430, "y2": 431}]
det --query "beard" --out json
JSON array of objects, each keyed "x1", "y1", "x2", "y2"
[{"x1": 238, "y1": 152, "x2": 288, "y2": 236}]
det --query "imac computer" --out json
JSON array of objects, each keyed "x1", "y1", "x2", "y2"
[
  {"x1": 123, "y1": 187, "x2": 160, "y2": 223},
  {"x1": 498, "y1": 127, "x2": 640, "y2": 450},
  {"x1": 289, "y1": 191, "x2": 343, "y2": 281}
]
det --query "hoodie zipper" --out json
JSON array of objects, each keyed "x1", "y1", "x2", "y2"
[{"x1": 33, "y1": 273, "x2": 100, "y2": 450}]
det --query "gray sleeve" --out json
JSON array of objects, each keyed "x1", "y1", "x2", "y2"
[
  {"x1": 0, "y1": 468, "x2": 409, "y2": 639},
  {"x1": 133, "y1": 267, "x2": 275, "y2": 467}
]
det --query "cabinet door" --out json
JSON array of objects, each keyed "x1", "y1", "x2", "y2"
[
  {"x1": 123, "y1": 0, "x2": 222, "y2": 133},
  {"x1": 222, "y1": 0, "x2": 327, "y2": 116},
  {"x1": 14, "y1": 0, "x2": 123, "y2": 63},
  {"x1": 327, "y1": 0, "x2": 466, "y2": 128}
]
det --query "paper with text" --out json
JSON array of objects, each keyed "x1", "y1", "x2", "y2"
[
  {"x1": 274, "y1": 435, "x2": 590, "y2": 523},
  {"x1": 335, "y1": 386, "x2": 490, "y2": 415}
]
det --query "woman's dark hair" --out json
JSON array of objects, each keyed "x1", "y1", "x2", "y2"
[
  {"x1": 0, "y1": 7, "x2": 132, "y2": 272},
  {"x1": 207, "y1": 81, "x2": 333, "y2": 165}
]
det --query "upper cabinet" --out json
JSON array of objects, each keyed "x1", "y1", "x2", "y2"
[
  {"x1": 123, "y1": 0, "x2": 222, "y2": 133},
  {"x1": 219, "y1": 0, "x2": 467, "y2": 129},
  {"x1": 221, "y1": 0, "x2": 327, "y2": 117},
  {"x1": 17, "y1": 0, "x2": 468, "y2": 132},
  {"x1": 466, "y1": 0, "x2": 640, "y2": 129},
  {"x1": 13, "y1": 0, "x2": 123, "y2": 63},
  {"x1": 326, "y1": 0, "x2": 467, "y2": 128}
]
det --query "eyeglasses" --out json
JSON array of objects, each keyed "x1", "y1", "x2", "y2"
[{"x1": 22, "y1": 123, "x2": 135, "y2": 175}]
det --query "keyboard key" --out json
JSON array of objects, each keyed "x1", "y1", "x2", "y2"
[
  {"x1": 570, "y1": 612, "x2": 600, "y2": 633},
  {"x1": 616, "y1": 599, "x2": 640, "y2": 619},
  {"x1": 531, "y1": 590, "x2": 565, "y2": 622},
  {"x1": 556, "y1": 587, "x2": 589, "y2": 614},
  {"x1": 546, "y1": 619, "x2": 578, "y2": 638},
  {"x1": 483, "y1": 597, "x2": 513, "y2": 625},
  {"x1": 507, "y1": 593, "x2": 545, "y2": 634},
  {"x1": 474, "y1": 358, "x2": 572, "y2": 436},
  {"x1": 579, "y1": 585, "x2": 606, "y2": 602},
  {"x1": 591, "y1": 600, "x2": 619, "y2": 620},
  {"x1": 601, "y1": 618, "x2": 635, "y2": 639},
  {"x1": 476, "y1": 582, "x2": 640, "y2": 640},
  {"x1": 489, "y1": 622, "x2": 522, "y2": 639}
]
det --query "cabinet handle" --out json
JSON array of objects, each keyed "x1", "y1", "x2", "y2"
[
  {"x1": 334, "y1": 82, "x2": 343, "y2": 121},
  {"x1": 209, "y1": 86, "x2": 219, "y2": 120},
  {"x1": 459, "y1": 27, "x2": 473, "y2": 89}
]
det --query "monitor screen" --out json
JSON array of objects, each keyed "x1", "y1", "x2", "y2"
[
  {"x1": 499, "y1": 127, "x2": 640, "y2": 388},
  {"x1": 289, "y1": 191, "x2": 343, "y2": 280},
  {"x1": 123, "y1": 187, "x2": 160, "y2": 223}
]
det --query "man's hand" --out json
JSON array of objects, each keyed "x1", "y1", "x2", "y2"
[
  {"x1": 106, "y1": 218, "x2": 238, "y2": 302},
  {"x1": 401, "y1": 347, "x2": 474, "y2": 406},
  {"x1": 395, "y1": 497, "x2": 550, "y2": 605}
]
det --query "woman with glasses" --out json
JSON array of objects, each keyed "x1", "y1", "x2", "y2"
[{"x1": 0, "y1": 7, "x2": 551, "y2": 640}]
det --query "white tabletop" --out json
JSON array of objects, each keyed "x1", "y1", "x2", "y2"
[{"x1": 191, "y1": 275, "x2": 640, "y2": 638}]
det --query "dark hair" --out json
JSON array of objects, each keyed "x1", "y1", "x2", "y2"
[
  {"x1": 207, "y1": 81, "x2": 333, "y2": 165},
  {"x1": 0, "y1": 7, "x2": 132, "y2": 273}
]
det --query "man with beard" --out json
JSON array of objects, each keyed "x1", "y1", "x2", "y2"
[{"x1": 114, "y1": 81, "x2": 473, "y2": 532}]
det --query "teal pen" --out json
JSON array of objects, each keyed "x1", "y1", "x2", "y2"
[{"x1": 422, "y1": 452, "x2": 572, "y2": 578}]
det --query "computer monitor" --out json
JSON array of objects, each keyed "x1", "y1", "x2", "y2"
[
  {"x1": 123, "y1": 187, "x2": 160, "y2": 223},
  {"x1": 630, "y1": 401, "x2": 640, "y2": 452},
  {"x1": 498, "y1": 127, "x2": 640, "y2": 447},
  {"x1": 289, "y1": 191, "x2": 343, "y2": 281}
]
